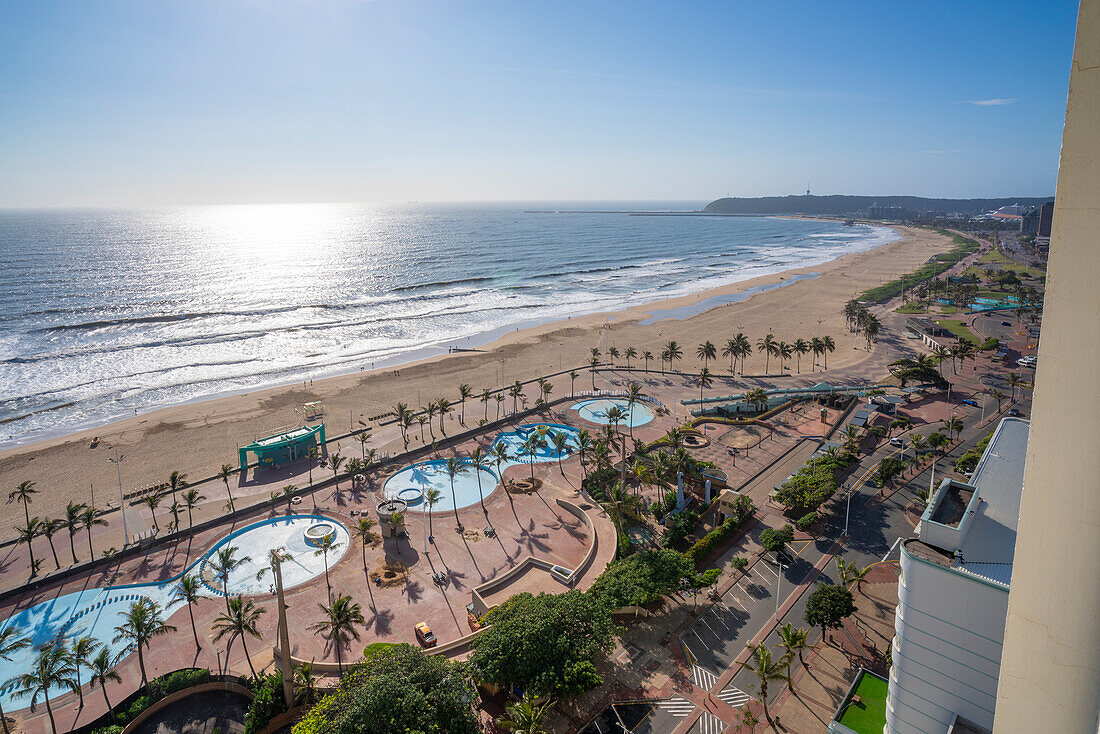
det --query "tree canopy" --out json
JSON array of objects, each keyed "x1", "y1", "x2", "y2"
[
  {"x1": 804, "y1": 584, "x2": 857, "y2": 637},
  {"x1": 759, "y1": 525, "x2": 794, "y2": 553},
  {"x1": 293, "y1": 644, "x2": 477, "y2": 734},
  {"x1": 589, "y1": 549, "x2": 693, "y2": 609},
  {"x1": 469, "y1": 591, "x2": 621, "y2": 699}
]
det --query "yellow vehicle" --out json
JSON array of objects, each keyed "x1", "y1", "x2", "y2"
[{"x1": 415, "y1": 622, "x2": 437, "y2": 647}]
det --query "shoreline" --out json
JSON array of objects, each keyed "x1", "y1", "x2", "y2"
[
  {"x1": 0, "y1": 225, "x2": 949, "y2": 526},
  {"x1": 0, "y1": 221, "x2": 893, "y2": 451}
]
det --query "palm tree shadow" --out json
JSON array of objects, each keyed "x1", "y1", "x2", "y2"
[{"x1": 366, "y1": 608, "x2": 395, "y2": 636}]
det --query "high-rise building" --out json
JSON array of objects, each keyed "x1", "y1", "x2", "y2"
[
  {"x1": 885, "y1": 418, "x2": 1029, "y2": 734},
  {"x1": 993, "y1": 1, "x2": 1100, "y2": 731}
]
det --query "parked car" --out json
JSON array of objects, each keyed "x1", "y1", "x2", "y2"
[
  {"x1": 960, "y1": 399, "x2": 978, "y2": 407},
  {"x1": 889, "y1": 437, "x2": 905, "y2": 447},
  {"x1": 1001, "y1": 321, "x2": 1012, "y2": 326},
  {"x1": 415, "y1": 622, "x2": 437, "y2": 647},
  {"x1": 1008, "y1": 408, "x2": 1021, "y2": 417}
]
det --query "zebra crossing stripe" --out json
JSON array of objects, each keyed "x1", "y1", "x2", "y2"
[
  {"x1": 694, "y1": 710, "x2": 725, "y2": 734},
  {"x1": 692, "y1": 664, "x2": 718, "y2": 690},
  {"x1": 657, "y1": 696, "x2": 695, "y2": 717},
  {"x1": 716, "y1": 684, "x2": 751, "y2": 708}
]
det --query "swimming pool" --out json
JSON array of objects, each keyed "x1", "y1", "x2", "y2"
[
  {"x1": 383, "y1": 459, "x2": 498, "y2": 514},
  {"x1": 383, "y1": 424, "x2": 581, "y2": 513},
  {"x1": 0, "y1": 515, "x2": 348, "y2": 712},
  {"x1": 572, "y1": 398, "x2": 655, "y2": 427}
]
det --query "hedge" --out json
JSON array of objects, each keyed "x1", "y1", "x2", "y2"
[{"x1": 684, "y1": 495, "x2": 755, "y2": 567}]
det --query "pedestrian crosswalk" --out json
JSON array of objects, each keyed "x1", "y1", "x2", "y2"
[
  {"x1": 716, "y1": 684, "x2": 751, "y2": 708},
  {"x1": 692, "y1": 664, "x2": 718, "y2": 690},
  {"x1": 692, "y1": 710, "x2": 726, "y2": 734},
  {"x1": 657, "y1": 695, "x2": 695, "y2": 717}
]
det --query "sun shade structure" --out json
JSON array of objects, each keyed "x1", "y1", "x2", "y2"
[{"x1": 239, "y1": 423, "x2": 326, "y2": 472}]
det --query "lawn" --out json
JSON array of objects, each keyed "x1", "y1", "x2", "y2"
[
  {"x1": 835, "y1": 670, "x2": 889, "y2": 734},
  {"x1": 895, "y1": 301, "x2": 927, "y2": 314},
  {"x1": 936, "y1": 319, "x2": 980, "y2": 344}
]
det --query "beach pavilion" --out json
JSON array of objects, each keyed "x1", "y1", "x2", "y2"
[{"x1": 239, "y1": 424, "x2": 326, "y2": 473}]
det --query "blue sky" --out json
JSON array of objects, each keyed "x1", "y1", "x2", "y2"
[{"x1": 0, "y1": 0, "x2": 1079, "y2": 206}]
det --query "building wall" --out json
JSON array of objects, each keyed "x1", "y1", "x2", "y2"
[
  {"x1": 994, "y1": 1, "x2": 1100, "y2": 730},
  {"x1": 886, "y1": 547, "x2": 1007, "y2": 734}
]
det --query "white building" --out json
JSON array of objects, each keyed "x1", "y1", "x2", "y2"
[{"x1": 886, "y1": 418, "x2": 1029, "y2": 734}]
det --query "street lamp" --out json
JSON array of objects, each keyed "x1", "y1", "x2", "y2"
[
  {"x1": 775, "y1": 560, "x2": 789, "y2": 618},
  {"x1": 108, "y1": 454, "x2": 129, "y2": 546}
]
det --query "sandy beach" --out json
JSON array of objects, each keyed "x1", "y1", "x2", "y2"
[{"x1": 0, "y1": 225, "x2": 948, "y2": 530}]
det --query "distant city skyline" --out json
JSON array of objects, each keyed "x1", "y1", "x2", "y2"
[{"x1": 0, "y1": 0, "x2": 1079, "y2": 208}]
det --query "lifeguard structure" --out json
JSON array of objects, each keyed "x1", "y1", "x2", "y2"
[{"x1": 239, "y1": 424, "x2": 326, "y2": 473}]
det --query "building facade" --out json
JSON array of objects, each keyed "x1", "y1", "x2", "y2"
[{"x1": 886, "y1": 418, "x2": 1029, "y2": 734}]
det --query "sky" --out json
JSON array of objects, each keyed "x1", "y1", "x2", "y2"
[{"x1": 0, "y1": 0, "x2": 1081, "y2": 207}]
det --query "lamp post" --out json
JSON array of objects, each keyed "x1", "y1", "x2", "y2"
[
  {"x1": 775, "y1": 560, "x2": 788, "y2": 618},
  {"x1": 108, "y1": 454, "x2": 129, "y2": 546}
]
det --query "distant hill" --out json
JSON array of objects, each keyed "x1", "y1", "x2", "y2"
[{"x1": 702, "y1": 194, "x2": 1053, "y2": 216}]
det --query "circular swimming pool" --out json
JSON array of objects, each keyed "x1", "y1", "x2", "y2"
[
  {"x1": 383, "y1": 459, "x2": 498, "y2": 514},
  {"x1": 572, "y1": 398, "x2": 655, "y2": 427}
]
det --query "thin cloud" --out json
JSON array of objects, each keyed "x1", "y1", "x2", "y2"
[{"x1": 966, "y1": 98, "x2": 1017, "y2": 106}]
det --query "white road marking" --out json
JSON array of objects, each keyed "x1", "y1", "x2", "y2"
[
  {"x1": 716, "y1": 684, "x2": 751, "y2": 709},
  {"x1": 694, "y1": 709, "x2": 725, "y2": 734},
  {"x1": 692, "y1": 664, "x2": 718, "y2": 691},
  {"x1": 657, "y1": 695, "x2": 695, "y2": 717}
]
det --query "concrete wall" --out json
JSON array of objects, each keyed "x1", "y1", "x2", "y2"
[
  {"x1": 886, "y1": 546, "x2": 1007, "y2": 733},
  {"x1": 993, "y1": 2, "x2": 1100, "y2": 732}
]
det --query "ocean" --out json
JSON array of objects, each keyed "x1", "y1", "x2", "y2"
[{"x1": 0, "y1": 203, "x2": 897, "y2": 447}]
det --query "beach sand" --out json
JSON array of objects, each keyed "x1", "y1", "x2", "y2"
[{"x1": 0, "y1": 225, "x2": 947, "y2": 529}]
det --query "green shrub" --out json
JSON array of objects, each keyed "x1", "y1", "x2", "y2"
[
  {"x1": 661, "y1": 511, "x2": 698, "y2": 549},
  {"x1": 162, "y1": 668, "x2": 210, "y2": 695},
  {"x1": 796, "y1": 512, "x2": 819, "y2": 531},
  {"x1": 363, "y1": 642, "x2": 402, "y2": 661},
  {"x1": 980, "y1": 336, "x2": 1000, "y2": 351},
  {"x1": 760, "y1": 525, "x2": 794, "y2": 553},
  {"x1": 730, "y1": 556, "x2": 749, "y2": 571},
  {"x1": 119, "y1": 693, "x2": 159, "y2": 724},
  {"x1": 92, "y1": 726, "x2": 124, "y2": 734},
  {"x1": 244, "y1": 672, "x2": 288, "y2": 734},
  {"x1": 684, "y1": 500, "x2": 756, "y2": 567},
  {"x1": 773, "y1": 453, "x2": 854, "y2": 513},
  {"x1": 616, "y1": 527, "x2": 632, "y2": 558},
  {"x1": 693, "y1": 568, "x2": 722, "y2": 587},
  {"x1": 954, "y1": 431, "x2": 994, "y2": 474},
  {"x1": 861, "y1": 232, "x2": 981, "y2": 303}
]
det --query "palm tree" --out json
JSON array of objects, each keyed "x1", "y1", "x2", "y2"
[
  {"x1": 444, "y1": 457, "x2": 463, "y2": 530},
  {"x1": 849, "y1": 563, "x2": 871, "y2": 593},
  {"x1": 777, "y1": 341, "x2": 793, "y2": 372},
  {"x1": 821, "y1": 335, "x2": 836, "y2": 369},
  {"x1": 182, "y1": 488, "x2": 205, "y2": 527},
  {"x1": 293, "y1": 661, "x2": 319, "y2": 706},
  {"x1": 841, "y1": 424, "x2": 862, "y2": 455},
  {"x1": 863, "y1": 314, "x2": 881, "y2": 347},
  {"x1": 355, "y1": 431, "x2": 371, "y2": 461},
  {"x1": 88, "y1": 648, "x2": 122, "y2": 724},
  {"x1": 942, "y1": 416, "x2": 964, "y2": 441},
  {"x1": 175, "y1": 573, "x2": 204, "y2": 649},
  {"x1": 326, "y1": 453, "x2": 346, "y2": 494},
  {"x1": 722, "y1": 338, "x2": 739, "y2": 372},
  {"x1": 793, "y1": 338, "x2": 810, "y2": 373},
  {"x1": 608, "y1": 346, "x2": 620, "y2": 365},
  {"x1": 313, "y1": 534, "x2": 342, "y2": 603},
  {"x1": 494, "y1": 393, "x2": 504, "y2": 420},
  {"x1": 567, "y1": 371, "x2": 578, "y2": 397},
  {"x1": 521, "y1": 435, "x2": 542, "y2": 481},
  {"x1": 737, "y1": 643, "x2": 790, "y2": 730},
  {"x1": 438, "y1": 397, "x2": 453, "y2": 436},
  {"x1": 113, "y1": 599, "x2": 176, "y2": 688},
  {"x1": 932, "y1": 344, "x2": 951, "y2": 375},
  {"x1": 696, "y1": 367, "x2": 713, "y2": 401},
  {"x1": 279, "y1": 484, "x2": 296, "y2": 512},
  {"x1": 80, "y1": 507, "x2": 106, "y2": 557},
  {"x1": 697, "y1": 341, "x2": 717, "y2": 368},
  {"x1": 757, "y1": 334, "x2": 777, "y2": 374},
  {"x1": 732, "y1": 332, "x2": 752, "y2": 374},
  {"x1": 590, "y1": 347, "x2": 601, "y2": 362},
  {"x1": 744, "y1": 387, "x2": 769, "y2": 414},
  {"x1": 469, "y1": 448, "x2": 491, "y2": 513},
  {"x1": 498, "y1": 691, "x2": 554, "y2": 733},
  {"x1": 168, "y1": 499, "x2": 182, "y2": 533},
  {"x1": 0, "y1": 626, "x2": 30, "y2": 734},
  {"x1": 40, "y1": 518, "x2": 63, "y2": 570},
  {"x1": 15, "y1": 517, "x2": 41, "y2": 576},
  {"x1": 1007, "y1": 372, "x2": 1023, "y2": 401},
  {"x1": 510, "y1": 381, "x2": 525, "y2": 413},
  {"x1": 480, "y1": 388, "x2": 493, "y2": 421},
  {"x1": 210, "y1": 545, "x2": 252, "y2": 613},
  {"x1": 212, "y1": 596, "x2": 266, "y2": 680},
  {"x1": 167, "y1": 470, "x2": 188, "y2": 503},
  {"x1": 550, "y1": 432, "x2": 570, "y2": 477},
  {"x1": 777, "y1": 623, "x2": 809, "y2": 690},
  {"x1": 458, "y1": 384, "x2": 473, "y2": 424},
  {"x1": 624, "y1": 346, "x2": 638, "y2": 368},
  {"x1": 70, "y1": 634, "x2": 100, "y2": 709},
  {"x1": 141, "y1": 494, "x2": 161, "y2": 532},
  {"x1": 810, "y1": 336, "x2": 824, "y2": 372},
  {"x1": 393, "y1": 403, "x2": 411, "y2": 449},
  {"x1": 908, "y1": 433, "x2": 927, "y2": 461},
  {"x1": 642, "y1": 350, "x2": 654, "y2": 372},
  {"x1": 309, "y1": 594, "x2": 364, "y2": 676},
  {"x1": 990, "y1": 388, "x2": 1006, "y2": 412},
  {"x1": 664, "y1": 340, "x2": 683, "y2": 372},
  {"x1": 13, "y1": 642, "x2": 78, "y2": 734},
  {"x1": 7, "y1": 480, "x2": 37, "y2": 526},
  {"x1": 588, "y1": 356, "x2": 600, "y2": 389},
  {"x1": 425, "y1": 487, "x2": 443, "y2": 540},
  {"x1": 625, "y1": 382, "x2": 644, "y2": 439},
  {"x1": 62, "y1": 501, "x2": 87, "y2": 565},
  {"x1": 218, "y1": 463, "x2": 236, "y2": 511},
  {"x1": 574, "y1": 430, "x2": 592, "y2": 481}
]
